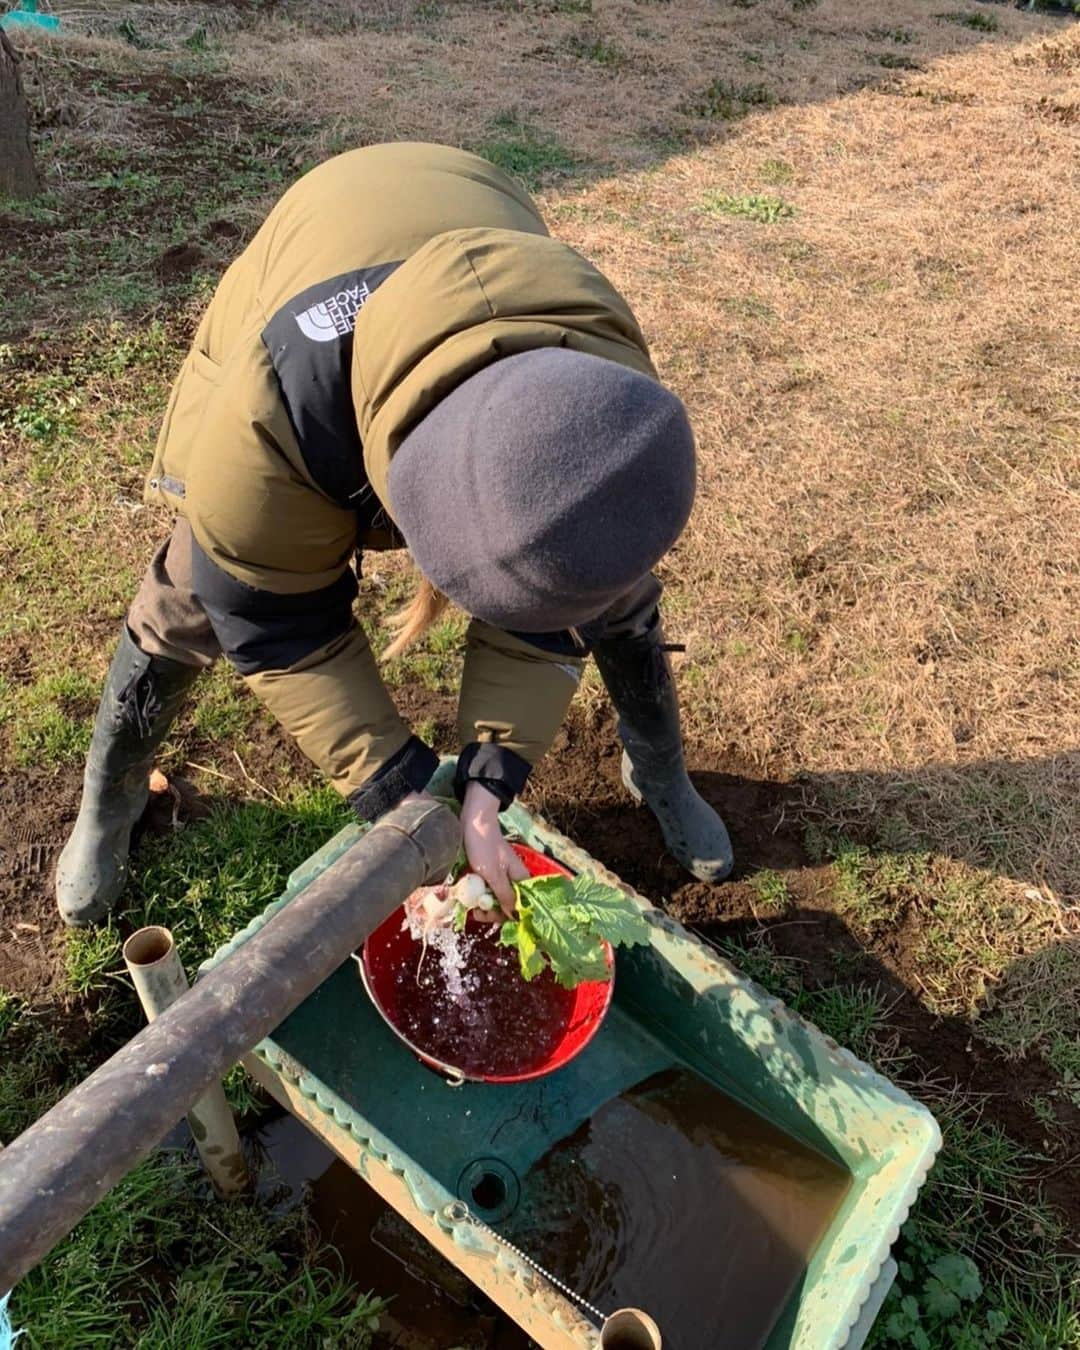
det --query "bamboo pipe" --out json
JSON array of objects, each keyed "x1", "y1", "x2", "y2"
[
  {"x1": 600, "y1": 1308, "x2": 663, "y2": 1349},
  {"x1": 123, "y1": 926, "x2": 248, "y2": 1196}
]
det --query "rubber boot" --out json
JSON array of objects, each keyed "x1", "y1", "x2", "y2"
[
  {"x1": 592, "y1": 631, "x2": 734, "y2": 883},
  {"x1": 55, "y1": 626, "x2": 201, "y2": 927}
]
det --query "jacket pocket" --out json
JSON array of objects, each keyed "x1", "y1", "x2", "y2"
[{"x1": 145, "y1": 346, "x2": 222, "y2": 510}]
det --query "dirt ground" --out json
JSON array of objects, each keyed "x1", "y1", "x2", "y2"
[{"x1": 1, "y1": 0, "x2": 1079, "y2": 1344}]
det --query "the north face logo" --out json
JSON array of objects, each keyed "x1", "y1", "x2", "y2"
[{"x1": 294, "y1": 279, "x2": 371, "y2": 342}]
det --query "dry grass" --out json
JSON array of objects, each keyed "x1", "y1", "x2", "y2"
[{"x1": 4, "y1": 0, "x2": 1078, "y2": 1020}]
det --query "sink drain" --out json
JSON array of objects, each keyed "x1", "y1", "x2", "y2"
[{"x1": 457, "y1": 1157, "x2": 520, "y2": 1223}]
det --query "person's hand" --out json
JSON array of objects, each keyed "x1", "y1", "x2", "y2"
[{"x1": 461, "y1": 781, "x2": 528, "y2": 916}]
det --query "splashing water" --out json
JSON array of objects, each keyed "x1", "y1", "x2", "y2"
[
  {"x1": 393, "y1": 898, "x2": 575, "y2": 1078},
  {"x1": 1, "y1": 1292, "x2": 19, "y2": 1349}
]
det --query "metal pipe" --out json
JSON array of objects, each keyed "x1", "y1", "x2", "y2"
[
  {"x1": 123, "y1": 926, "x2": 247, "y2": 1196},
  {"x1": 0, "y1": 796, "x2": 458, "y2": 1294},
  {"x1": 600, "y1": 1309, "x2": 663, "y2": 1350}
]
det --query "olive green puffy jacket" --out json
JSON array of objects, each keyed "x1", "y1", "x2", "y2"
[{"x1": 146, "y1": 142, "x2": 655, "y2": 813}]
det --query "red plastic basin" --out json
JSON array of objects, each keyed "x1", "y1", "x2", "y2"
[{"x1": 359, "y1": 843, "x2": 614, "y2": 1083}]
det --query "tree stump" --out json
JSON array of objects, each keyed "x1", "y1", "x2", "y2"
[{"x1": 0, "y1": 29, "x2": 40, "y2": 199}]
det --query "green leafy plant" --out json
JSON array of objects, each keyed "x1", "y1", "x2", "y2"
[
  {"x1": 701, "y1": 191, "x2": 795, "y2": 224},
  {"x1": 500, "y1": 874, "x2": 650, "y2": 987},
  {"x1": 875, "y1": 1226, "x2": 1008, "y2": 1349}
]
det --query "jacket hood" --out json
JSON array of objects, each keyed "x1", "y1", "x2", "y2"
[{"x1": 350, "y1": 226, "x2": 657, "y2": 509}]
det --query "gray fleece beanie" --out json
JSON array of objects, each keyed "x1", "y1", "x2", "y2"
[{"x1": 387, "y1": 348, "x2": 696, "y2": 632}]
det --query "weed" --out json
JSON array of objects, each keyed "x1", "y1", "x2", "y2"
[
  {"x1": 784, "y1": 625, "x2": 811, "y2": 655},
  {"x1": 875, "y1": 1237, "x2": 1006, "y2": 1347},
  {"x1": 749, "y1": 868, "x2": 790, "y2": 911},
  {"x1": 65, "y1": 923, "x2": 123, "y2": 999},
  {"x1": 566, "y1": 33, "x2": 625, "y2": 67},
  {"x1": 867, "y1": 25, "x2": 915, "y2": 43},
  {"x1": 477, "y1": 115, "x2": 580, "y2": 190},
  {"x1": 0, "y1": 991, "x2": 26, "y2": 1039},
  {"x1": 1, "y1": 371, "x2": 82, "y2": 445},
  {"x1": 700, "y1": 192, "x2": 795, "y2": 224},
  {"x1": 939, "y1": 10, "x2": 1001, "y2": 31},
  {"x1": 876, "y1": 53, "x2": 923, "y2": 70},
  {"x1": 760, "y1": 158, "x2": 794, "y2": 185},
  {"x1": 685, "y1": 79, "x2": 775, "y2": 121},
  {"x1": 867, "y1": 1090, "x2": 1080, "y2": 1348}
]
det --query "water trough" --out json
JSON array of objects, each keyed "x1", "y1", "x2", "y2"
[{"x1": 204, "y1": 762, "x2": 941, "y2": 1350}]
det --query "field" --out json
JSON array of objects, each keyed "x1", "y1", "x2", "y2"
[{"x1": 0, "y1": 0, "x2": 1078, "y2": 1345}]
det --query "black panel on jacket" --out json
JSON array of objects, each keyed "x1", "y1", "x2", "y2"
[
  {"x1": 189, "y1": 533, "x2": 358, "y2": 676},
  {"x1": 261, "y1": 261, "x2": 402, "y2": 526}
]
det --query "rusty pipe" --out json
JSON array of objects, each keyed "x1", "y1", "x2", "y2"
[
  {"x1": 123, "y1": 926, "x2": 247, "y2": 1195},
  {"x1": 0, "y1": 796, "x2": 458, "y2": 1294}
]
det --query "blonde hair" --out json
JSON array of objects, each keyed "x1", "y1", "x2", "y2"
[{"x1": 382, "y1": 574, "x2": 449, "y2": 662}]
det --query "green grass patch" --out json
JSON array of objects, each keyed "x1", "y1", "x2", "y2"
[
  {"x1": 1, "y1": 43, "x2": 301, "y2": 334},
  {"x1": 718, "y1": 935, "x2": 889, "y2": 1062},
  {"x1": 867, "y1": 25, "x2": 915, "y2": 42},
  {"x1": 938, "y1": 9, "x2": 1001, "y2": 31},
  {"x1": 566, "y1": 33, "x2": 625, "y2": 67},
  {"x1": 980, "y1": 941, "x2": 1080, "y2": 1075},
  {"x1": 0, "y1": 990, "x2": 26, "y2": 1038},
  {"x1": 124, "y1": 785, "x2": 352, "y2": 964},
  {"x1": 684, "y1": 79, "x2": 775, "y2": 121},
  {"x1": 875, "y1": 52, "x2": 923, "y2": 70},
  {"x1": 9, "y1": 1151, "x2": 384, "y2": 1349},
  {"x1": 700, "y1": 192, "x2": 795, "y2": 224},
  {"x1": 476, "y1": 114, "x2": 581, "y2": 191},
  {"x1": 805, "y1": 825, "x2": 930, "y2": 935},
  {"x1": 191, "y1": 666, "x2": 258, "y2": 743},
  {"x1": 748, "y1": 868, "x2": 790, "y2": 911},
  {"x1": 760, "y1": 158, "x2": 794, "y2": 186},
  {"x1": 383, "y1": 612, "x2": 467, "y2": 694},
  {"x1": 9, "y1": 672, "x2": 98, "y2": 768},
  {"x1": 0, "y1": 1026, "x2": 75, "y2": 1141},
  {"x1": 65, "y1": 923, "x2": 125, "y2": 999}
]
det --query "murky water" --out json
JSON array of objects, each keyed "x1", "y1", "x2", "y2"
[
  {"x1": 387, "y1": 921, "x2": 577, "y2": 1078},
  {"x1": 501, "y1": 1068, "x2": 851, "y2": 1350},
  {"x1": 254, "y1": 1114, "x2": 532, "y2": 1349}
]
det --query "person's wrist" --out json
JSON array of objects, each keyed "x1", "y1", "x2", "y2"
[{"x1": 462, "y1": 779, "x2": 501, "y2": 823}]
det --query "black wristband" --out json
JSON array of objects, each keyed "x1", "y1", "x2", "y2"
[
  {"x1": 454, "y1": 741, "x2": 532, "y2": 811},
  {"x1": 347, "y1": 735, "x2": 441, "y2": 822}
]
